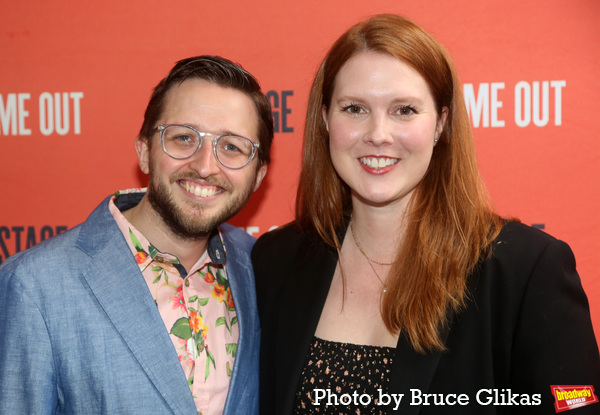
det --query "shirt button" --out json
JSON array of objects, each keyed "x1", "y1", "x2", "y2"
[{"x1": 185, "y1": 279, "x2": 190, "y2": 287}]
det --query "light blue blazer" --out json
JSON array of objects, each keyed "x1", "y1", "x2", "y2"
[{"x1": 0, "y1": 195, "x2": 260, "y2": 415}]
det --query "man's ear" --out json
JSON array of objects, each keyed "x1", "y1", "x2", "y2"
[
  {"x1": 253, "y1": 164, "x2": 268, "y2": 193},
  {"x1": 135, "y1": 136, "x2": 150, "y2": 174}
]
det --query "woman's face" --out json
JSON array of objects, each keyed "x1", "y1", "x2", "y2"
[{"x1": 324, "y1": 52, "x2": 447, "y2": 210}]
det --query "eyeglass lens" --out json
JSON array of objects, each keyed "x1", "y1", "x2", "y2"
[{"x1": 161, "y1": 125, "x2": 255, "y2": 168}]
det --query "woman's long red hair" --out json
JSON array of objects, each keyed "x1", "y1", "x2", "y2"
[{"x1": 296, "y1": 14, "x2": 503, "y2": 353}]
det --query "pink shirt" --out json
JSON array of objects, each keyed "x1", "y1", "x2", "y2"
[{"x1": 109, "y1": 190, "x2": 238, "y2": 415}]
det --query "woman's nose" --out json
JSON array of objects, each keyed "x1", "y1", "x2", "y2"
[{"x1": 362, "y1": 114, "x2": 395, "y2": 146}]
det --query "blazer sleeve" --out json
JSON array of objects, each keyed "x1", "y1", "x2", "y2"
[
  {"x1": 510, "y1": 237, "x2": 600, "y2": 413},
  {"x1": 0, "y1": 269, "x2": 57, "y2": 415}
]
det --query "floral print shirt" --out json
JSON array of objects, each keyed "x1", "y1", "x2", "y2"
[{"x1": 109, "y1": 189, "x2": 238, "y2": 415}]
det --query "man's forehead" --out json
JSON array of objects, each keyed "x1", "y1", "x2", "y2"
[{"x1": 160, "y1": 79, "x2": 259, "y2": 138}]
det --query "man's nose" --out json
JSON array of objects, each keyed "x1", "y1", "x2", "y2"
[{"x1": 187, "y1": 138, "x2": 221, "y2": 177}]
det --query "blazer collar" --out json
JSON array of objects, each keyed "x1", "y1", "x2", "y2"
[{"x1": 76, "y1": 195, "x2": 197, "y2": 415}]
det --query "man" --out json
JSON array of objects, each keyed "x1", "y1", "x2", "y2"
[{"x1": 0, "y1": 56, "x2": 273, "y2": 415}]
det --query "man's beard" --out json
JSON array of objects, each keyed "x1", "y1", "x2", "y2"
[{"x1": 147, "y1": 169, "x2": 254, "y2": 240}]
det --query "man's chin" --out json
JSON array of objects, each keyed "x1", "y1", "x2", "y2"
[
  {"x1": 147, "y1": 175, "x2": 253, "y2": 240},
  {"x1": 160, "y1": 206, "x2": 221, "y2": 239},
  {"x1": 153, "y1": 197, "x2": 246, "y2": 239}
]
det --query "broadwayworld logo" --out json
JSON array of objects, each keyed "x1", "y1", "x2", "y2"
[{"x1": 551, "y1": 385, "x2": 598, "y2": 412}]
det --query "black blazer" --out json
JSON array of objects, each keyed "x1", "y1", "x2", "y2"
[{"x1": 252, "y1": 221, "x2": 600, "y2": 414}]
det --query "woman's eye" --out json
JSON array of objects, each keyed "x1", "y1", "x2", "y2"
[
  {"x1": 396, "y1": 106, "x2": 416, "y2": 116},
  {"x1": 342, "y1": 104, "x2": 364, "y2": 114}
]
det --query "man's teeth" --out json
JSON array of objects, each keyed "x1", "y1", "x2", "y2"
[
  {"x1": 182, "y1": 181, "x2": 220, "y2": 197},
  {"x1": 360, "y1": 157, "x2": 399, "y2": 169}
]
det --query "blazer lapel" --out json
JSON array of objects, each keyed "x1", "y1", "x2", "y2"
[
  {"x1": 76, "y1": 197, "x2": 196, "y2": 415},
  {"x1": 275, "y1": 234, "x2": 339, "y2": 412},
  {"x1": 219, "y1": 226, "x2": 260, "y2": 413},
  {"x1": 388, "y1": 321, "x2": 451, "y2": 414}
]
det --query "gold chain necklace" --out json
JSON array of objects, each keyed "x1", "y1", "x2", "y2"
[{"x1": 349, "y1": 218, "x2": 393, "y2": 293}]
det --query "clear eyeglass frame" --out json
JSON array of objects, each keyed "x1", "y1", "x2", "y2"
[{"x1": 157, "y1": 124, "x2": 260, "y2": 170}]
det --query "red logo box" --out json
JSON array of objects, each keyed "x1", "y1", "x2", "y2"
[{"x1": 551, "y1": 385, "x2": 598, "y2": 413}]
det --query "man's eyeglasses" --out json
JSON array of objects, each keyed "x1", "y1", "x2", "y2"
[{"x1": 157, "y1": 124, "x2": 260, "y2": 169}]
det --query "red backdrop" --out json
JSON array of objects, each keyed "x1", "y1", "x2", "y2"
[{"x1": 1, "y1": 0, "x2": 599, "y2": 343}]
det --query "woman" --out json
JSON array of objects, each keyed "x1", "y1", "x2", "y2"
[{"x1": 252, "y1": 14, "x2": 600, "y2": 414}]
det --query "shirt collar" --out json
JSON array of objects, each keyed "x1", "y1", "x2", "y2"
[{"x1": 207, "y1": 229, "x2": 227, "y2": 265}]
